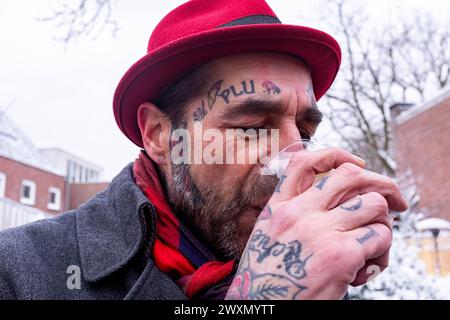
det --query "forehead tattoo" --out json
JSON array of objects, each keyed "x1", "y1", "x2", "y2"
[
  {"x1": 192, "y1": 79, "x2": 322, "y2": 129},
  {"x1": 193, "y1": 79, "x2": 257, "y2": 122}
]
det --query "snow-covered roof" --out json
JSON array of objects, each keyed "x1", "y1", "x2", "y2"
[
  {"x1": 415, "y1": 217, "x2": 450, "y2": 231},
  {"x1": 39, "y1": 147, "x2": 103, "y2": 172},
  {"x1": 0, "y1": 197, "x2": 50, "y2": 231},
  {"x1": 0, "y1": 113, "x2": 59, "y2": 175},
  {"x1": 396, "y1": 85, "x2": 450, "y2": 125}
]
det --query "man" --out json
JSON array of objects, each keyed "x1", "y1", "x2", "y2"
[{"x1": 0, "y1": 0, "x2": 407, "y2": 300}]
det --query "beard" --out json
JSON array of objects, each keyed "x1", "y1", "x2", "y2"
[{"x1": 163, "y1": 162, "x2": 278, "y2": 261}]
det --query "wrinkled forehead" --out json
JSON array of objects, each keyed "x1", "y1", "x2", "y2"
[
  {"x1": 210, "y1": 52, "x2": 312, "y2": 85},
  {"x1": 178, "y1": 52, "x2": 316, "y2": 126},
  {"x1": 220, "y1": 79, "x2": 317, "y2": 121},
  {"x1": 184, "y1": 77, "x2": 319, "y2": 128}
]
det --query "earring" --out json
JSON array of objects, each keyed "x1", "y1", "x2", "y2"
[{"x1": 158, "y1": 154, "x2": 165, "y2": 163}]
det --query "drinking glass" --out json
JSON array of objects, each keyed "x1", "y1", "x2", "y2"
[{"x1": 260, "y1": 139, "x2": 327, "y2": 179}]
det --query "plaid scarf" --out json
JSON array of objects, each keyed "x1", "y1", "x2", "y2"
[{"x1": 133, "y1": 151, "x2": 235, "y2": 299}]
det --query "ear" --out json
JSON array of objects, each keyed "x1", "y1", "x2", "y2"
[{"x1": 137, "y1": 102, "x2": 169, "y2": 165}]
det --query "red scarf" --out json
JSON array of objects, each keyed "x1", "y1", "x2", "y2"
[{"x1": 133, "y1": 151, "x2": 234, "y2": 299}]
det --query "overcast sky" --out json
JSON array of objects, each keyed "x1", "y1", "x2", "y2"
[{"x1": 0, "y1": 0, "x2": 448, "y2": 180}]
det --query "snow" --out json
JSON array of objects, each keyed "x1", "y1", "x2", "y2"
[
  {"x1": 377, "y1": 149, "x2": 397, "y2": 171},
  {"x1": 396, "y1": 85, "x2": 450, "y2": 125},
  {"x1": 0, "y1": 197, "x2": 50, "y2": 231},
  {"x1": 415, "y1": 218, "x2": 450, "y2": 231},
  {"x1": 349, "y1": 212, "x2": 450, "y2": 299},
  {"x1": 0, "y1": 113, "x2": 59, "y2": 174}
]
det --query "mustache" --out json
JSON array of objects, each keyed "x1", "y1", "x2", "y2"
[
  {"x1": 173, "y1": 163, "x2": 279, "y2": 211},
  {"x1": 166, "y1": 163, "x2": 280, "y2": 259}
]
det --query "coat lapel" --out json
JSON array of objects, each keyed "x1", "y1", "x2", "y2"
[
  {"x1": 76, "y1": 164, "x2": 154, "y2": 282},
  {"x1": 124, "y1": 259, "x2": 186, "y2": 300},
  {"x1": 75, "y1": 162, "x2": 187, "y2": 299}
]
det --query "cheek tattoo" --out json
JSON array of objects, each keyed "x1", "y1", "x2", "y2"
[{"x1": 193, "y1": 100, "x2": 208, "y2": 122}]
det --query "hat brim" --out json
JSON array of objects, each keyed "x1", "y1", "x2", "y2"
[{"x1": 113, "y1": 24, "x2": 341, "y2": 148}]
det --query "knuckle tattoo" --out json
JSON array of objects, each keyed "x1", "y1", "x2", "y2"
[{"x1": 339, "y1": 197, "x2": 362, "y2": 211}]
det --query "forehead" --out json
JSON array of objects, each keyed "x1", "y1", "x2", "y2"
[
  {"x1": 185, "y1": 80, "x2": 319, "y2": 131},
  {"x1": 210, "y1": 52, "x2": 312, "y2": 85},
  {"x1": 182, "y1": 52, "x2": 315, "y2": 123}
]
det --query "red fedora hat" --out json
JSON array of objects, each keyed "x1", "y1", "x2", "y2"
[{"x1": 113, "y1": 0, "x2": 341, "y2": 148}]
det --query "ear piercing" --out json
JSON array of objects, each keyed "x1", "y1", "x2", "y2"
[{"x1": 158, "y1": 154, "x2": 165, "y2": 162}]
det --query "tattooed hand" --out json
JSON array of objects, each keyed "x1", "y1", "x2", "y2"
[{"x1": 226, "y1": 149, "x2": 408, "y2": 300}]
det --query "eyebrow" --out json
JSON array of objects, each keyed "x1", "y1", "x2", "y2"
[
  {"x1": 303, "y1": 101, "x2": 323, "y2": 125},
  {"x1": 217, "y1": 98, "x2": 323, "y2": 126}
]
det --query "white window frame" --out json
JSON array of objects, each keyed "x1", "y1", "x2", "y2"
[
  {"x1": 47, "y1": 186, "x2": 61, "y2": 211},
  {"x1": 0, "y1": 172, "x2": 6, "y2": 198},
  {"x1": 20, "y1": 179, "x2": 36, "y2": 206}
]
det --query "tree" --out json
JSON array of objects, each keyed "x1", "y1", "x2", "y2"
[
  {"x1": 39, "y1": 0, "x2": 118, "y2": 46},
  {"x1": 316, "y1": 0, "x2": 450, "y2": 175}
]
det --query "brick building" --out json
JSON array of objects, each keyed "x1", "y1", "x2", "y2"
[
  {"x1": 391, "y1": 86, "x2": 450, "y2": 276},
  {"x1": 0, "y1": 113, "x2": 69, "y2": 215},
  {"x1": 0, "y1": 155, "x2": 66, "y2": 214},
  {"x1": 0, "y1": 113, "x2": 109, "y2": 229},
  {"x1": 38, "y1": 148, "x2": 109, "y2": 211},
  {"x1": 391, "y1": 86, "x2": 450, "y2": 221}
]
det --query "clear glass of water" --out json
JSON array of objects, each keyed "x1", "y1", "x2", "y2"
[{"x1": 260, "y1": 139, "x2": 327, "y2": 179}]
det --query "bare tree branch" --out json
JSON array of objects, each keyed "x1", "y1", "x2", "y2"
[
  {"x1": 317, "y1": 0, "x2": 448, "y2": 176},
  {"x1": 39, "y1": 0, "x2": 118, "y2": 47}
]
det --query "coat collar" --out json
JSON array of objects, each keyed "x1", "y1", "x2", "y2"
[{"x1": 76, "y1": 163, "x2": 156, "y2": 282}]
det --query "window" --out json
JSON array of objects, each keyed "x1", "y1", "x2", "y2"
[
  {"x1": 20, "y1": 179, "x2": 36, "y2": 206},
  {"x1": 72, "y1": 162, "x2": 78, "y2": 183},
  {"x1": 0, "y1": 172, "x2": 6, "y2": 197},
  {"x1": 66, "y1": 159, "x2": 73, "y2": 182},
  {"x1": 79, "y1": 165, "x2": 83, "y2": 182},
  {"x1": 70, "y1": 160, "x2": 76, "y2": 183},
  {"x1": 47, "y1": 187, "x2": 61, "y2": 211}
]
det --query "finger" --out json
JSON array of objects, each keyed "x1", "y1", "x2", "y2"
[
  {"x1": 350, "y1": 250, "x2": 390, "y2": 287},
  {"x1": 345, "y1": 223, "x2": 392, "y2": 263},
  {"x1": 269, "y1": 148, "x2": 366, "y2": 204},
  {"x1": 329, "y1": 192, "x2": 392, "y2": 232},
  {"x1": 292, "y1": 162, "x2": 408, "y2": 212}
]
